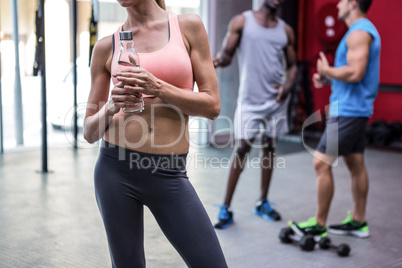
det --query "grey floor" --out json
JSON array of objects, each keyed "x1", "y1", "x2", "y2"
[{"x1": 0, "y1": 139, "x2": 401, "y2": 268}]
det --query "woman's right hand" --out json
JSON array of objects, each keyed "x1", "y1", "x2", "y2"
[{"x1": 108, "y1": 82, "x2": 143, "y2": 114}]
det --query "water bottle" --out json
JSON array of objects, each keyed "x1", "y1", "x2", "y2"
[{"x1": 117, "y1": 31, "x2": 144, "y2": 113}]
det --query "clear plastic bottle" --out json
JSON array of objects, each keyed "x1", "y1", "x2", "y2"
[{"x1": 117, "y1": 31, "x2": 144, "y2": 113}]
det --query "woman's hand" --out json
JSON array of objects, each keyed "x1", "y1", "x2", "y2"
[
  {"x1": 108, "y1": 81, "x2": 143, "y2": 114},
  {"x1": 112, "y1": 67, "x2": 162, "y2": 97}
]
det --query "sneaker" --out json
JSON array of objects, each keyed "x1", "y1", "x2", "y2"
[
  {"x1": 289, "y1": 217, "x2": 327, "y2": 241},
  {"x1": 214, "y1": 205, "x2": 234, "y2": 229},
  {"x1": 328, "y1": 212, "x2": 370, "y2": 238},
  {"x1": 253, "y1": 200, "x2": 281, "y2": 221}
]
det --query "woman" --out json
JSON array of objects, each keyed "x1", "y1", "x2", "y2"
[{"x1": 83, "y1": 0, "x2": 227, "y2": 267}]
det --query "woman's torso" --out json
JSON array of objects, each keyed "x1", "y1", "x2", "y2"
[{"x1": 104, "y1": 12, "x2": 194, "y2": 154}]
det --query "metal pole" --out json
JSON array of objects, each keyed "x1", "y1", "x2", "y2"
[
  {"x1": 10, "y1": 0, "x2": 24, "y2": 145},
  {"x1": 89, "y1": 0, "x2": 99, "y2": 66},
  {"x1": 38, "y1": 0, "x2": 48, "y2": 172},
  {"x1": 72, "y1": 0, "x2": 78, "y2": 149},
  {"x1": 207, "y1": 0, "x2": 217, "y2": 145},
  {"x1": 93, "y1": 0, "x2": 99, "y2": 21},
  {"x1": 0, "y1": 53, "x2": 3, "y2": 154},
  {"x1": 0, "y1": 0, "x2": 4, "y2": 153},
  {"x1": 0, "y1": 56, "x2": 3, "y2": 154}
]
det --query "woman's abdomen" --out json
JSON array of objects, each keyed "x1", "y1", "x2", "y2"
[{"x1": 103, "y1": 98, "x2": 190, "y2": 154}]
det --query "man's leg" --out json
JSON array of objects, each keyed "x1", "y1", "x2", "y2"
[
  {"x1": 260, "y1": 136, "x2": 274, "y2": 200},
  {"x1": 313, "y1": 151, "x2": 337, "y2": 227},
  {"x1": 214, "y1": 139, "x2": 253, "y2": 229},
  {"x1": 343, "y1": 153, "x2": 369, "y2": 222},
  {"x1": 289, "y1": 151, "x2": 335, "y2": 238},
  {"x1": 326, "y1": 117, "x2": 370, "y2": 238},
  {"x1": 223, "y1": 139, "x2": 253, "y2": 206},
  {"x1": 327, "y1": 152, "x2": 370, "y2": 238},
  {"x1": 252, "y1": 135, "x2": 281, "y2": 221}
]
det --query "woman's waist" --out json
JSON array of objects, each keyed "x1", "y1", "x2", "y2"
[
  {"x1": 103, "y1": 133, "x2": 190, "y2": 155},
  {"x1": 100, "y1": 140, "x2": 188, "y2": 170},
  {"x1": 104, "y1": 116, "x2": 189, "y2": 154}
]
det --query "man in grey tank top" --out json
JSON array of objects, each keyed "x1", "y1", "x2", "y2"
[{"x1": 213, "y1": 0, "x2": 297, "y2": 229}]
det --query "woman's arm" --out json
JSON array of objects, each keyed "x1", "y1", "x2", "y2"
[
  {"x1": 83, "y1": 36, "x2": 142, "y2": 143},
  {"x1": 113, "y1": 14, "x2": 220, "y2": 120},
  {"x1": 83, "y1": 36, "x2": 113, "y2": 143}
]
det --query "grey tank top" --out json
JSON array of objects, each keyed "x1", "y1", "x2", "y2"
[{"x1": 238, "y1": 10, "x2": 288, "y2": 105}]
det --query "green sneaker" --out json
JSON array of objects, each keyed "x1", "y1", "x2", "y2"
[
  {"x1": 289, "y1": 217, "x2": 327, "y2": 241},
  {"x1": 328, "y1": 212, "x2": 370, "y2": 238}
]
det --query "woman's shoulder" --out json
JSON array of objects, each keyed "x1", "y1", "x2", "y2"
[
  {"x1": 176, "y1": 13, "x2": 208, "y2": 47},
  {"x1": 91, "y1": 34, "x2": 114, "y2": 71},
  {"x1": 94, "y1": 34, "x2": 114, "y2": 54},
  {"x1": 177, "y1": 13, "x2": 202, "y2": 23},
  {"x1": 177, "y1": 13, "x2": 205, "y2": 34}
]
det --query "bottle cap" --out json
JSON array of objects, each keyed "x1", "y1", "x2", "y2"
[{"x1": 119, "y1": 31, "x2": 133, "y2": 41}]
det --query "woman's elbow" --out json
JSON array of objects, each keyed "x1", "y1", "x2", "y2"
[
  {"x1": 83, "y1": 131, "x2": 97, "y2": 144},
  {"x1": 83, "y1": 121, "x2": 99, "y2": 144},
  {"x1": 207, "y1": 102, "x2": 220, "y2": 120}
]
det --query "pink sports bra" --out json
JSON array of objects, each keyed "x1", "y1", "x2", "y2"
[{"x1": 111, "y1": 12, "x2": 194, "y2": 98}]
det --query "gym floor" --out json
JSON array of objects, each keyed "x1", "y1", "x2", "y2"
[{"x1": 0, "y1": 138, "x2": 401, "y2": 267}]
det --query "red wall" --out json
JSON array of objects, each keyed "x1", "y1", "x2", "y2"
[
  {"x1": 301, "y1": 0, "x2": 402, "y2": 123},
  {"x1": 368, "y1": 1, "x2": 402, "y2": 85}
]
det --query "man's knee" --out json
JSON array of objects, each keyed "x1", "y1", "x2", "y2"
[
  {"x1": 313, "y1": 157, "x2": 331, "y2": 174},
  {"x1": 343, "y1": 154, "x2": 366, "y2": 176},
  {"x1": 261, "y1": 136, "x2": 275, "y2": 152},
  {"x1": 235, "y1": 140, "x2": 252, "y2": 158}
]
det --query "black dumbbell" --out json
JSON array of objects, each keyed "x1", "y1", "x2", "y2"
[
  {"x1": 372, "y1": 127, "x2": 391, "y2": 146},
  {"x1": 370, "y1": 120, "x2": 392, "y2": 146},
  {"x1": 279, "y1": 227, "x2": 316, "y2": 251},
  {"x1": 389, "y1": 122, "x2": 402, "y2": 141},
  {"x1": 319, "y1": 237, "x2": 351, "y2": 257},
  {"x1": 371, "y1": 120, "x2": 388, "y2": 129}
]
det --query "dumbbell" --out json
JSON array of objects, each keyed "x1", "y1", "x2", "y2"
[
  {"x1": 319, "y1": 237, "x2": 351, "y2": 257},
  {"x1": 279, "y1": 227, "x2": 316, "y2": 251},
  {"x1": 389, "y1": 122, "x2": 402, "y2": 141},
  {"x1": 370, "y1": 120, "x2": 392, "y2": 146}
]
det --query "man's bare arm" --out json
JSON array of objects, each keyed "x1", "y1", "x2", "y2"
[
  {"x1": 318, "y1": 30, "x2": 372, "y2": 83},
  {"x1": 277, "y1": 24, "x2": 298, "y2": 102},
  {"x1": 213, "y1": 14, "x2": 245, "y2": 68},
  {"x1": 283, "y1": 25, "x2": 298, "y2": 90}
]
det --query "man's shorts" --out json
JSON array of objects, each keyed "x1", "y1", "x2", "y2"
[
  {"x1": 316, "y1": 116, "x2": 368, "y2": 156},
  {"x1": 234, "y1": 98, "x2": 289, "y2": 140}
]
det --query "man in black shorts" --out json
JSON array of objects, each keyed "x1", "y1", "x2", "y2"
[{"x1": 289, "y1": 0, "x2": 380, "y2": 240}]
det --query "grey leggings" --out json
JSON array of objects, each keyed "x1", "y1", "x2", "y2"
[{"x1": 95, "y1": 141, "x2": 227, "y2": 268}]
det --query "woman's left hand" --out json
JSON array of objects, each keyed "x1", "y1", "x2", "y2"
[{"x1": 112, "y1": 67, "x2": 162, "y2": 96}]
